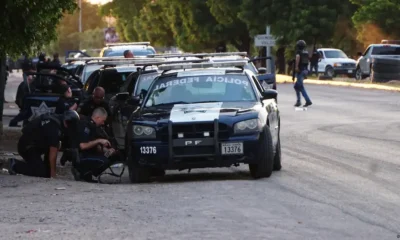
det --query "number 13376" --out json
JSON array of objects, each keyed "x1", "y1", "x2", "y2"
[{"x1": 140, "y1": 146, "x2": 157, "y2": 154}]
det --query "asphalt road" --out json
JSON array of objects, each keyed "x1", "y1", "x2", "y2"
[{"x1": 0, "y1": 83, "x2": 399, "y2": 239}]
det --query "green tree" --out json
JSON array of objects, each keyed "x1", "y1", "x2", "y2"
[
  {"x1": 44, "y1": 0, "x2": 107, "y2": 58},
  {"x1": 132, "y1": 0, "x2": 175, "y2": 47},
  {"x1": 351, "y1": 0, "x2": 400, "y2": 45},
  {"x1": 0, "y1": 0, "x2": 77, "y2": 133}
]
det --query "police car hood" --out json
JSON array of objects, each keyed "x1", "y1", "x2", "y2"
[{"x1": 139, "y1": 101, "x2": 260, "y2": 123}]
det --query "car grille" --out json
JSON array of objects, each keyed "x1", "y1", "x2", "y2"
[
  {"x1": 158, "y1": 122, "x2": 230, "y2": 142},
  {"x1": 341, "y1": 63, "x2": 356, "y2": 68}
]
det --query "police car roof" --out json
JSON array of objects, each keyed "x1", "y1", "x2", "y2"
[
  {"x1": 317, "y1": 48, "x2": 344, "y2": 51},
  {"x1": 102, "y1": 65, "x2": 138, "y2": 72},
  {"x1": 159, "y1": 67, "x2": 247, "y2": 76}
]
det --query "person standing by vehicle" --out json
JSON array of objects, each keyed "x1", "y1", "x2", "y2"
[
  {"x1": 8, "y1": 110, "x2": 80, "y2": 178},
  {"x1": 309, "y1": 48, "x2": 320, "y2": 77},
  {"x1": 123, "y1": 50, "x2": 134, "y2": 58},
  {"x1": 294, "y1": 40, "x2": 312, "y2": 107},
  {"x1": 52, "y1": 53, "x2": 61, "y2": 67},
  {"x1": 77, "y1": 87, "x2": 111, "y2": 118},
  {"x1": 71, "y1": 107, "x2": 118, "y2": 182},
  {"x1": 9, "y1": 67, "x2": 36, "y2": 127},
  {"x1": 55, "y1": 85, "x2": 78, "y2": 114}
]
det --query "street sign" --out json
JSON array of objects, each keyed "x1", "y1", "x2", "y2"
[
  {"x1": 255, "y1": 34, "x2": 276, "y2": 47},
  {"x1": 254, "y1": 26, "x2": 275, "y2": 72}
]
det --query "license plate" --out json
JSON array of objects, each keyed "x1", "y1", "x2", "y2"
[
  {"x1": 348, "y1": 70, "x2": 353, "y2": 73},
  {"x1": 221, "y1": 142, "x2": 243, "y2": 155}
]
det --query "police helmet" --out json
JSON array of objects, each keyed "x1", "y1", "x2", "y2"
[
  {"x1": 63, "y1": 110, "x2": 80, "y2": 127},
  {"x1": 296, "y1": 40, "x2": 307, "y2": 49}
]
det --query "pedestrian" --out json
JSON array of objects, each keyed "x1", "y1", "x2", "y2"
[
  {"x1": 7, "y1": 110, "x2": 80, "y2": 178},
  {"x1": 123, "y1": 50, "x2": 134, "y2": 58},
  {"x1": 309, "y1": 48, "x2": 320, "y2": 77},
  {"x1": 71, "y1": 107, "x2": 118, "y2": 182},
  {"x1": 9, "y1": 67, "x2": 36, "y2": 127},
  {"x1": 21, "y1": 55, "x2": 33, "y2": 84},
  {"x1": 293, "y1": 40, "x2": 312, "y2": 107},
  {"x1": 52, "y1": 53, "x2": 61, "y2": 67}
]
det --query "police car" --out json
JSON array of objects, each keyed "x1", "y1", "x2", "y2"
[
  {"x1": 147, "y1": 52, "x2": 277, "y2": 90},
  {"x1": 109, "y1": 58, "x2": 210, "y2": 148},
  {"x1": 99, "y1": 42, "x2": 156, "y2": 57},
  {"x1": 125, "y1": 61, "x2": 281, "y2": 183},
  {"x1": 81, "y1": 58, "x2": 165, "y2": 100}
]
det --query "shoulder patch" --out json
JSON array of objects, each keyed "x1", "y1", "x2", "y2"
[{"x1": 84, "y1": 127, "x2": 90, "y2": 135}]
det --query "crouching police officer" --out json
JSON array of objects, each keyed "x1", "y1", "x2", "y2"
[
  {"x1": 8, "y1": 110, "x2": 80, "y2": 178},
  {"x1": 71, "y1": 107, "x2": 119, "y2": 182}
]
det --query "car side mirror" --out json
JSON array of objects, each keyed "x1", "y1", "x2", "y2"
[
  {"x1": 127, "y1": 95, "x2": 140, "y2": 105},
  {"x1": 261, "y1": 89, "x2": 278, "y2": 100},
  {"x1": 258, "y1": 67, "x2": 267, "y2": 74},
  {"x1": 115, "y1": 92, "x2": 129, "y2": 101}
]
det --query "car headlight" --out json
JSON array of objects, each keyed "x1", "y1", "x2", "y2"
[
  {"x1": 333, "y1": 63, "x2": 342, "y2": 67},
  {"x1": 133, "y1": 125, "x2": 156, "y2": 138},
  {"x1": 234, "y1": 119, "x2": 260, "y2": 134}
]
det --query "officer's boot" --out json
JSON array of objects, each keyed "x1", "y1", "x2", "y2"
[{"x1": 294, "y1": 101, "x2": 301, "y2": 107}]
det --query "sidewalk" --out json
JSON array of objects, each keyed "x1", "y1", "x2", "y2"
[{"x1": 276, "y1": 74, "x2": 400, "y2": 92}]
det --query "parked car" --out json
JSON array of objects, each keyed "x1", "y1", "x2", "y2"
[
  {"x1": 355, "y1": 43, "x2": 400, "y2": 80},
  {"x1": 316, "y1": 48, "x2": 357, "y2": 78}
]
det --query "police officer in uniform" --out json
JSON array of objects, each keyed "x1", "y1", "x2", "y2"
[
  {"x1": 72, "y1": 107, "x2": 117, "y2": 182},
  {"x1": 8, "y1": 110, "x2": 80, "y2": 178},
  {"x1": 77, "y1": 87, "x2": 111, "y2": 118},
  {"x1": 294, "y1": 40, "x2": 312, "y2": 107}
]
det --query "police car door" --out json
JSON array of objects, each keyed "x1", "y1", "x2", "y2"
[
  {"x1": 111, "y1": 71, "x2": 140, "y2": 148},
  {"x1": 252, "y1": 75, "x2": 278, "y2": 146}
]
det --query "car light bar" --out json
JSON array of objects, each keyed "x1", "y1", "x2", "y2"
[
  {"x1": 147, "y1": 52, "x2": 248, "y2": 58},
  {"x1": 136, "y1": 59, "x2": 209, "y2": 66},
  {"x1": 105, "y1": 42, "x2": 151, "y2": 47},
  {"x1": 157, "y1": 60, "x2": 248, "y2": 71}
]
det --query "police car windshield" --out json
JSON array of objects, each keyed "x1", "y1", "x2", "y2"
[
  {"x1": 103, "y1": 48, "x2": 156, "y2": 57},
  {"x1": 324, "y1": 50, "x2": 348, "y2": 58},
  {"x1": 144, "y1": 73, "x2": 256, "y2": 107},
  {"x1": 372, "y1": 46, "x2": 400, "y2": 55},
  {"x1": 134, "y1": 72, "x2": 160, "y2": 96}
]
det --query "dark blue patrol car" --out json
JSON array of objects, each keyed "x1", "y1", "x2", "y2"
[{"x1": 124, "y1": 61, "x2": 281, "y2": 183}]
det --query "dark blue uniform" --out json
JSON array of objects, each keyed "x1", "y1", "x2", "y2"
[
  {"x1": 73, "y1": 118, "x2": 113, "y2": 181},
  {"x1": 12, "y1": 114, "x2": 64, "y2": 178}
]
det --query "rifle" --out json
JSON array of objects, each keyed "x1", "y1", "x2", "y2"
[{"x1": 291, "y1": 59, "x2": 296, "y2": 82}]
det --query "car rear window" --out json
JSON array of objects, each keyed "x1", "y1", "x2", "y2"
[{"x1": 372, "y1": 46, "x2": 400, "y2": 55}]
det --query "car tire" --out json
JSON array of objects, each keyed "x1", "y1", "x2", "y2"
[
  {"x1": 128, "y1": 161, "x2": 151, "y2": 183},
  {"x1": 273, "y1": 135, "x2": 282, "y2": 171},
  {"x1": 355, "y1": 66, "x2": 367, "y2": 80},
  {"x1": 325, "y1": 66, "x2": 335, "y2": 78},
  {"x1": 249, "y1": 127, "x2": 274, "y2": 179}
]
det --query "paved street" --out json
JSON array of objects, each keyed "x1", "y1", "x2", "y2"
[{"x1": 0, "y1": 83, "x2": 399, "y2": 239}]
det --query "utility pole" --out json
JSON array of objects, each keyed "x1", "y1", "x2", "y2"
[
  {"x1": 79, "y1": 0, "x2": 82, "y2": 50},
  {"x1": 79, "y1": 0, "x2": 82, "y2": 33}
]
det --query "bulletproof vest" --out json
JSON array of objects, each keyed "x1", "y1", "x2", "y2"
[
  {"x1": 298, "y1": 49, "x2": 309, "y2": 69},
  {"x1": 22, "y1": 113, "x2": 62, "y2": 135}
]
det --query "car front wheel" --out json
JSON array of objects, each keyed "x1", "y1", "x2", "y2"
[{"x1": 249, "y1": 127, "x2": 274, "y2": 179}]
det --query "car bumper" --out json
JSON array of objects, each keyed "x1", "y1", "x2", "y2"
[
  {"x1": 128, "y1": 121, "x2": 261, "y2": 169},
  {"x1": 333, "y1": 67, "x2": 356, "y2": 75}
]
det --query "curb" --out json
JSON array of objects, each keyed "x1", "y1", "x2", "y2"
[{"x1": 276, "y1": 74, "x2": 400, "y2": 92}]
